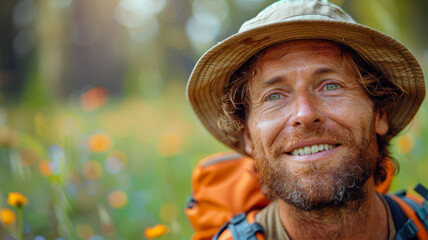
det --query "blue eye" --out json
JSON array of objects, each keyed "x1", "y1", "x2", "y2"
[
  {"x1": 325, "y1": 83, "x2": 338, "y2": 90},
  {"x1": 268, "y1": 93, "x2": 282, "y2": 101}
]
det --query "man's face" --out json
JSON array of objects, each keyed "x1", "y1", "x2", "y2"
[{"x1": 244, "y1": 40, "x2": 388, "y2": 210}]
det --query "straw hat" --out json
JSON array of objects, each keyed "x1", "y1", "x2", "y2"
[{"x1": 186, "y1": 0, "x2": 425, "y2": 154}]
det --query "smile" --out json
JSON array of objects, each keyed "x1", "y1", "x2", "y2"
[{"x1": 288, "y1": 144, "x2": 339, "y2": 156}]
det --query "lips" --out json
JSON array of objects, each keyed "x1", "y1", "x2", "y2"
[{"x1": 287, "y1": 144, "x2": 339, "y2": 156}]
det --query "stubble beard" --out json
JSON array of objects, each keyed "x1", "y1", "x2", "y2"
[{"x1": 253, "y1": 124, "x2": 380, "y2": 212}]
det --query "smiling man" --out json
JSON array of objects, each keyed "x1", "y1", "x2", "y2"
[
  {"x1": 245, "y1": 40, "x2": 388, "y2": 211},
  {"x1": 186, "y1": 0, "x2": 426, "y2": 239},
  {"x1": 243, "y1": 40, "x2": 390, "y2": 239}
]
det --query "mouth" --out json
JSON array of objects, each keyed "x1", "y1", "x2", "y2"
[{"x1": 286, "y1": 144, "x2": 340, "y2": 156}]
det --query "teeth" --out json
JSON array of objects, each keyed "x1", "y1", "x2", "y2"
[
  {"x1": 290, "y1": 144, "x2": 336, "y2": 156},
  {"x1": 304, "y1": 146, "x2": 311, "y2": 155},
  {"x1": 311, "y1": 145, "x2": 319, "y2": 153}
]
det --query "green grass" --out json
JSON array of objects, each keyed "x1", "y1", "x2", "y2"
[{"x1": 0, "y1": 82, "x2": 426, "y2": 239}]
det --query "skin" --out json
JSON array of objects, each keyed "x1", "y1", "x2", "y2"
[{"x1": 243, "y1": 40, "x2": 389, "y2": 239}]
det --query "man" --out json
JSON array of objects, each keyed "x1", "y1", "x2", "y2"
[{"x1": 186, "y1": 0, "x2": 426, "y2": 239}]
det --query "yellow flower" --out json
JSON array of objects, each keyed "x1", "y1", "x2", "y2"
[
  {"x1": 7, "y1": 192, "x2": 28, "y2": 207},
  {"x1": 0, "y1": 208, "x2": 16, "y2": 225},
  {"x1": 87, "y1": 133, "x2": 112, "y2": 152},
  {"x1": 144, "y1": 224, "x2": 169, "y2": 238},
  {"x1": 156, "y1": 132, "x2": 183, "y2": 157},
  {"x1": 397, "y1": 135, "x2": 414, "y2": 154}
]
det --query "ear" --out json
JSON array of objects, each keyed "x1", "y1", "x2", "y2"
[
  {"x1": 244, "y1": 128, "x2": 254, "y2": 156},
  {"x1": 375, "y1": 108, "x2": 388, "y2": 135}
]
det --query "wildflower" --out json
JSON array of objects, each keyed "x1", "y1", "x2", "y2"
[
  {"x1": 39, "y1": 160, "x2": 52, "y2": 176},
  {"x1": 101, "y1": 224, "x2": 115, "y2": 235},
  {"x1": 0, "y1": 208, "x2": 16, "y2": 225},
  {"x1": 0, "y1": 127, "x2": 20, "y2": 148},
  {"x1": 76, "y1": 224, "x2": 94, "y2": 240},
  {"x1": 7, "y1": 193, "x2": 26, "y2": 240},
  {"x1": 144, "y1": 224, "x2": 169, "y2": 238},
  {"x1": 156, "y1": 132, "x2": 183, "y2": 157},
  {"x1": 87, "y1": 133, "x2": 112, "y2": 152},
  {"x1": 397, "y1": 135, "x2": 414, "y2": 154},
  {"x1": 7, "y1": 192, "x2": 28, "y2": 207},
  {"x1": 82, "y1": 161, "x2": 103, "y2": 180},
  {"x1": 80, "y1": 87, "x2": 107, "y2": 111},
  {"x1": 105, "y1": 152, "x2": 127, "y2": 174},
  {"x1": 108, "y1": 190, "x2": 127, "y2": 209}
]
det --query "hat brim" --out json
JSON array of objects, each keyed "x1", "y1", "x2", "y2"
[{"x1": 187, "y1": 20, "x2": 425, "y2": 154}]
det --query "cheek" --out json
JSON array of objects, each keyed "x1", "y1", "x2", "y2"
[
  {"x1": 325, "y1": 97, "x2": 375, "y2": 135},
  {"x1": 249, "y1": 112, "x2": 287, "y2": 148}
]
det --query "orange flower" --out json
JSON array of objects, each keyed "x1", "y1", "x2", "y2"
[
  {"x1": 108, "y1": 190, "x2": 128, "y2": 209},
  {"x1": 82, "y1": 161, "x2": 103, "y2": 180},
  {"x1": 80, "y1": 87, "x2": 108, "y2": 111},
  {"x1": 0, "y1": 208, "x2": 16, "y2": 225},
  {"x1": 7, "y1": 192, "x2": 28, "y2": 207},
  {"x1": 87, "y1": 133, "x2": 112, "y2": 152},
  {"x1": 76, "y1": 224, "x2": 94, "y2": 240},
  {"x1": 144, "y1": 224, "x2": 169, "y2": 238},
  {"x1": 39, "y1": 160, "x2": 52, "y2": 176}
]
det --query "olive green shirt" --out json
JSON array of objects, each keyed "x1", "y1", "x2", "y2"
[{"x1": 255, "y1": 194, "x2": 396, "y2": 240}]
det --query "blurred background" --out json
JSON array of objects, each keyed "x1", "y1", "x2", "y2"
[{"x1": 0, "y1": 0, "x2": 427, "y2": 239}]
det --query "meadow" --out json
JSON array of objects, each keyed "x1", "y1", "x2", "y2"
[
  {"x1": 0, "y1": 81, "x2": 427, "y2": 239},
  {"x1": 0, "y1": 82, "x2": 230, "y2": 239}
]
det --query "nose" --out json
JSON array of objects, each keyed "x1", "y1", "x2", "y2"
[{"x1": 290, "y1": 91, "x2": 324, "y2": 128}]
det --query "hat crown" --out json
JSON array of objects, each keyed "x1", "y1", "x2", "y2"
[{"x1": 239, "y1": 0, "x2": 356, "y2": 32}]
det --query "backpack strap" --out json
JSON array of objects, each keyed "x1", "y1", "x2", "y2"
[
  {"x1": 415, "y1": 184, "x2": 428, "y2": 201},
  {"x1": 386, "y1": 184, "x2": 428, "y2": 240},
  {"x1": 383, "y1": 194, "x2": 409, "y2": 233},
  {"x1": 213, "y1": 211, "x2": 265, "y2": 240},
  {"x1": 408, "y1": 184, "x2": 428, "y2": 231}
]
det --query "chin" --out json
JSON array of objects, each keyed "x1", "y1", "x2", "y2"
[
  {"x1": 255, "y1": 140, "x2": 378, "y2": 211},
  {"x1": 278, "y1": 169, "x2": 371, "y2": 211}
]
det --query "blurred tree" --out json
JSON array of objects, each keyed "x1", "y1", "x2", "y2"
[
  {"x1": 1, "y1": 0, "x2": 427, "y2": 102},
  {"x1": 0, "y1": 1, "x2": 21, "y2": 99},
  {"x1": 71, "y1": 0, "x2": 124, "y2": 96}
]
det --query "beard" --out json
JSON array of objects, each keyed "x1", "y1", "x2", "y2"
[{"x1": 252, "y1": 123, "x2": 380, "y2": 211}]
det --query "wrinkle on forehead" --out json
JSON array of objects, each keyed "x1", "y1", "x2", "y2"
[
  {"x1": 250, "y1": 40, "x2": 355, "y2": 83},
  {"x1": 264, "y1": 40, "x2": 342, "y2": 60}
]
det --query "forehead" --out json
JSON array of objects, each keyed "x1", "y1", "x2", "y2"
[
  {"x1": 246, "y1": 39, "x2": 362, "y2": 92},
  {"x1": 262, "y1": 39, "x2": 343, "y2": 62},
  {"x1": 250, "y1": 40, "x2": 355, "y2": 80}
]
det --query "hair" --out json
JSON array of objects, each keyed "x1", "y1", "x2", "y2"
[{"x1": 217, "y1": 41, "x2": 406, "y2": 185}]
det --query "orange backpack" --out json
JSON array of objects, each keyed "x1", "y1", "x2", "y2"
[
  {"x1": 185, "y1": 152, "x2": 428, "y2": 240},
  {"x1": 186, "y1": 152, "x2": 269, "y2": 240}
]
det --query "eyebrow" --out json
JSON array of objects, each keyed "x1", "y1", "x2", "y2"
[
  {"x1": 264, "y1": 76, "x2": 283, "y2": 86},
  {"x1": 314, "y1": 67, "x2": 338, "y2": 75}
]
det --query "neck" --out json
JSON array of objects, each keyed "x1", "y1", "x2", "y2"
[{"x1": 278, "y1": 178, "x2": 389, "y2": 240}]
